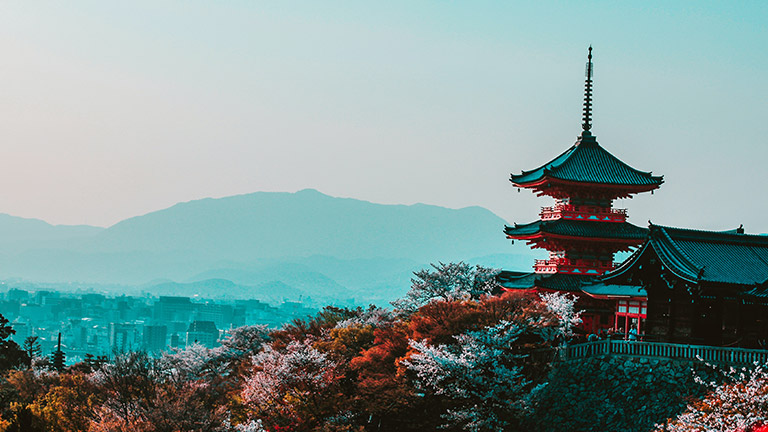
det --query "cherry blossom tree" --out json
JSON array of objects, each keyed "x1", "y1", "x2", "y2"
[
  {"x1": 538, "y1": 292, "x2": 582, "y2": 340},
  {"x1": 658, "y1": 364, "x2": 768, "y2": 432},
  {"x1": 241, "y1": 339, "x2": 343, "y2": 430},
  {"x1": 405, "y1": 320, "x2": 533, "y2": 432},
  {"x1": 162, "y1": 342, "x2": 224, "y2": 381},
  {"x1": 392, "y1": 262, "x2": 500, "y2": 314}
]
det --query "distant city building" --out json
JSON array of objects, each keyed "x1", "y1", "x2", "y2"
[
  {"x1": 142, "y1": 325, "x2": 167, "y2": 352},
  {"x1": 7, "y1": 289, "x2": 29, "y2": 302},
  {"x1": 170, "y1": 332, "x2": 181, "y2": 349},
  {"x1": 10, "y1": 320, "x2": 29, "y2": 344},
  {"x1": 35, "y1": 291, "x2": 60, "y2": 306},
  {"x1": 1, "y1": 286, "x2": 317, "y2": 359},
  {"x1": 186, "y1": 320, "x2": 218, "y2": 348},
  {"x1": 155, "y1": 296, "x2": 195, "y2": 322},
  {"x1": 109, "y1": 323, "x2": 140, "y2": 352},
  {"x1": 195, "y1": 303, "x2": 235, "y2": 329}
]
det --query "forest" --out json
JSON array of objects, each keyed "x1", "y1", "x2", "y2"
[{"x1": 0, "y1": 263, "x2": 766, "y2": 432}]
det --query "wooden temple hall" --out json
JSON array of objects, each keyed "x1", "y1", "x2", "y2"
[{"x1": 498, "y1": 47, "x2": 768, "y2": 349}]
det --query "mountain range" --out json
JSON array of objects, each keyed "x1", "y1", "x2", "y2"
[{"x1": 0, "y1": 189, "x2": 540, "y2": 304}]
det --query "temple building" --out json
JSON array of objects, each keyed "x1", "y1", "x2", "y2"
[
  {"x1": 499, "y1": 47, "x2": 663, "y2": 334},
  {"x1": 499, "y1": 47, "x2": 768, "y2": 348},
  {"x1": 591, "y1": 224, "x2": 768, "y2": 348}
]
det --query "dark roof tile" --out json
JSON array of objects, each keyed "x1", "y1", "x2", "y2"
[
  {"x1": 504, "y1": 219, "x2": 648, "y2": 241},
  {"x1": 497, "y1": 271, "x2": 593, "y2": 293},
  {"x1": 649, "y1": 225, "x2": 768, "y2": 285},
  {"x1": 510, "y1": 134, "x2": 663, "y2": 187}
]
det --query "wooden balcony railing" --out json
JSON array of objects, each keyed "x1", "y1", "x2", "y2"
[
  {"x1": 533, "y1": 258, "x2": 619, "y2": 275},
  {"x1": 557, "y1": 340, "x2": 768, "y2": 365}
]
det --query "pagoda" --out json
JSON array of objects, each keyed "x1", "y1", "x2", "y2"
[{"x1": 500, "y1": 47, "x2": 663, "y2": 332}]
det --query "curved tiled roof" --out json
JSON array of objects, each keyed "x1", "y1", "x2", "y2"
[
  {"x1": 510, "y1": 133, "x2": 664, "y2": 187},
  {"x1": 537, "y1": 274, "x2": 594, "y2": 292},
  {"x1": 496, "y1": 271, "x2": 592, "y2": 293},
  {"x1": 504, "y1": 219, "x2": 648, "y2": 241},
  {"x1": 648, "y1": 225, "x2": 768, "y2": 285}
]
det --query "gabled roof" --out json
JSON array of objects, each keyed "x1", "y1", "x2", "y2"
[
  {"x1": 504, "y1": 219, "x2": 648, "y2": 241},
  {"x1": 510, "y1": 133, "x2": 663, "y2": 189},
  {"x1": 606, "y1": 224, "x2": 768, "y2": 287}
]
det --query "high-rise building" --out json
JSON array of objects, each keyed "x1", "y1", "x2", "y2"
[
  {"x1": 142, "y1": 325, "x2": 168, "y2": 352},
  {"x1": 186, "y1": 320, "x2": 219, "y2": 348}
]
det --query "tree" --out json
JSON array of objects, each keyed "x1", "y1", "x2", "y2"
[
  {"x1": 215, "y1": 325, "x2": 270, "y2": 375},
  {"x1": 23, "y1": 337, "x2": 42, "y2": 367},
  {"x1": 538, "y1": 292, "x2": 582, "y2": 340},
  {"x1": 392, "y1": 262, "x2": 500, "y2": 314},
  {"x1": 161, "y1": 342, "x2": 223, "y2": 381},
  {"x1": 241, "y1": 339, "x2": 343, "y2": 430},
  {"x1": 349, "y1": 323, "x2": 423, "y2": 430},
  {"x1": 0, "y1": 314, "x2": 28, "y2": 371},
  {"x1": 405, "y1": 320, "x2": 534, "y2": 432},
  {"x1": 271, "y1": 306, "x2": 360, "y2": 349},
  {"x1": 90, "y1": 350, "x2": 230, "y2": 432},
  {"x1": 657, "y1": 364, "x2": 768, "y2": 432},
  {"x1": 28, "y1": 372, "x2": 101, "y2": 432}
]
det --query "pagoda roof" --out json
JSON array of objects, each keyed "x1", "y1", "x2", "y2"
[
  {"x1": 497, "y1": 271, "x2": 594, "y2": 293},
  {"x1": 496, "y1": 271, "x2": 538, "y2": 289},
  {"x1": 510, "y1": 133, "x2": 663, "y2": 189},
  {"x1": 504, "y1": 219, "x2": 648, "y2": 242},
  {"x1": 607, "y1": 224, "x2": 768, "y2": 287}
]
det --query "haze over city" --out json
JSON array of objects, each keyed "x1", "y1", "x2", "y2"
[{"x1": 0, "y1": 2, "x2": 766, "y2": 231}]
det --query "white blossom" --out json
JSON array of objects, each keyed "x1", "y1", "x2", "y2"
[
  {"x1": 218, "y1": 325, "x2": 270, "y2": 356},
  {"x1": 659, "y1": 363, "x2": 768, "y2": 432},
  {"x1": 393, "y1": 262, "x2": 500, "y2": 314},
  {"x1": 334, "y1": 306, "x2": 393, "y2": 329},
  {"x1": 241, "y1": 339, "x2": 340, "y2": 409},
  {"x1": 538, "y1": 291, "x2": 582, "y2": 339},
  {"x1": 232, "y1": 419, "x2": 266, "y2": 432},
  {"x1": 160, "y1": 342, "x2": 224, "y2": 380},
  {"x1": 404, "y1": 320, "x2": 531, "y2": 431}
]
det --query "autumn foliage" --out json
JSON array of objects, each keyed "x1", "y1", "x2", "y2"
[{"x1": 0, "y1": 262, "x2": 760, "y2": 431}]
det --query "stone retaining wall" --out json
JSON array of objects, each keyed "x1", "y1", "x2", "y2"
[{"x1": 525, "y1": 355, "x2": 727, "y2": 432}]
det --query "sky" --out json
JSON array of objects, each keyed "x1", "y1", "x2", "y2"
[{"x1": 0, "y1": 1, "x2": 767, "y2": 231}]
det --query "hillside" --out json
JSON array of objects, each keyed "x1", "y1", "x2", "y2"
[
  {"x1": 0, "y1": 214, "x2": 103, "y2": 253},
  {"x1": 0, "y1": 190, "x2": 538, "y2": 302},
  {"x1": 76, "y1": 189, "x2": 515, "y2": 262}
]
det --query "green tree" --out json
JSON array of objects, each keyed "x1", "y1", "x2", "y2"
[
  {"x1": 0, "y1": 314, "x2": 28, "y2": 371},
  {"x1": 392, "y1": 262, "x2": 500, "y2": 314},
  {"x1": 22, "y1": 336, "x2": 42, "y2": 367}
]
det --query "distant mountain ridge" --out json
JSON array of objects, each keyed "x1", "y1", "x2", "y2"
[
  {"x1": 0, "y1": 213, "x2": 103, "y2": 253},
  {"x1": 0, "y1": 189, "x2": 539, "y2": 303},
  {"x1": 75, "y1": 189, "x2": 511, "y2": 262}
]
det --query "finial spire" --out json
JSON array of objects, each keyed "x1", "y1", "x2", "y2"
[{"x1": 582, "y1": 46, "x2": 594, "y2": 133}]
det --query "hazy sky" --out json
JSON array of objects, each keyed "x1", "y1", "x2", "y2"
[{"x1": 0, "y1": 1, "x2": 766, "y2": 230}]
